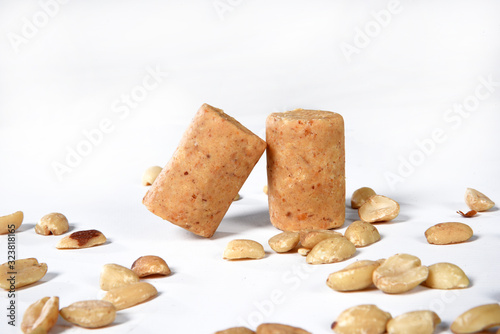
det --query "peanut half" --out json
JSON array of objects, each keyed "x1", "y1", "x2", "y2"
[
  {"x1": 372, "y1": 253, "x2": 428, "y2": 294},
  {"x1": 0, "y1": 258, "x2": 48, "y2": 290},
  {"x1": 215, "y1": 327, "x2": 255, "y2": 334},
  {"x1": 0, "y1": 211, "x2": 23, "y2": 234},
  {"x1": 358, "y1": 195, "x2": 400, "y2": 223},
  {"x1": 35, "y1": 212, "x2": 69, "y2": 236},
  {"x1": 268, "y1": 232, "x2": 300, "y2": 253},
  {"x1": 326, "y1": 260, "x2": 382, "y2": 292},
  {"x1": 60, "y1": 300, "x2": 116, "y2": 328},
  {"x1": 344, "y1": 221, "x2": 380, "y2": 247},
  {"x1": 142, "y1": 166, "x2": 162, "y2": 186},
  {"x1": 332, "y1": 304, "x2": 391, "y2": 334},
  {"x1": 425, "y1": 223, "x2": 473, "y2": 245},
  {"x1": 131, "y1": 255, "x2": 171, "y2": 278},
  {"x1": 299, "y1": 229, "x2": 342, "y2": 249},
  {"x1": 223, "y1": 239, "x2": 265, "y2": 260},
  {"x1": 387, "y1": 310, "x2": 441, "y2": 334},
  {"x1": 451, "y1": 303, "x2": 500, "y2": 334},
  {"x1": 100, "y1": 264, "x2": 140, "y2": 291},
  {"x1": 351, "y1": 187, "x2": 376, "y2": 209},
  {"x1": 423, "y1": 262, "x2": 469, "y2": 289},
  {"x1": 21, "y1": 296, "x2": 59, "y2": 334},
  {"x1": 102, "y1": 282, "x2": 157, "y2": 310},
  {"x1": 56, "y1": 229, "x2": 107, "y2": 249},
  {"x1": 256, "y1": 323, "x2": 311, "y2": 334},
  {"x1": 465, "y1": 188, "x2": 495, "y2": 211},
  {"x1": 306, "y1": 237, "x2": 356, "y2": 265}
]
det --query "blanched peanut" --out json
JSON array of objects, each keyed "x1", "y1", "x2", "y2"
[
  {"x1": 332, "y1": 304, "x2": 391, "y2": 334},
  {"x1": 0, "y1": 211, "x2": 23, "y2": 234},
  {"x1": 256, "y1": 323, "x2": 311, "y2": 334},
  {"x1": 215, "y1": 327, "x2": 255, "y2": 334},
  {"x1": 358, "y1": 195, "x2": 400, "y2": 223},
  {"x1": 451, "y1": 303, "x2": 500, "y2": 334},
  {"x1": 425, "y1": 223, "x2": 473, "y2": 245},
  {"x1": 102, "y1": 282, "x2": 157, "y2": 310},
  {"x1": 387, "y1": 310, "x2": 441, "y2": 334},
  {"x1": 0, "y1": 258, "x2": 48, "y2": 290},
  {"x1": 223, "y1": 239, "x2": 265, "y2": 260},
  {"x1": 351, "y1": 187, "x2": 376, "y2": 209},
  {"x1": 326, "y1": 260, "x2": 381, "y2": 291},
  {"x1": 423, "y1": 262, "x2": 469, "y2": 289},
  {"x1": 344, "y1": 221, "x2": 380, "y2": 247},
  {"x1": 21, "y1": 297, "x2": 59, "y2": 334},
  {"x1": 268, "y1": 232, "x2": 300, "y2": 253},
  {"x1": 100, "y1": 264, "x2": 140, "y2": 291},
  {"x1": 142, "y1": 166, "x2": 162, "y2": 186},
  {"x1": 300, "y1": 229, "x2": 342, "y2": 249},
  {"x1": 372, "y1": 253, "x2": 428, "y2": 294},
  {"x1": 131, "y1": 255, "x2": 171, "y2": 278},
  {"x1": 306, "y1": 237, "x2": 356, "y2": 265},
  {"x1": 465, "y1": 188, "x2": 495, "y2": 211},
  {"x1": 35, "y1": 212, "x2": 69, "y2": 236},
  {"x1": 263, "y1": 185, "x2": 268, "y2": 195},
  {"x1": 297, "y1": 248, "x2": 310, "y2": 256},
  {"x1": 56, "y1": 229, "x2": 107, "y2": 249},
  {"x1": 60, "y1": 300, "x2": 116, "y2": 328}
]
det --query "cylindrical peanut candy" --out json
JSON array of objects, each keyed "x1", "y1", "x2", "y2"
[
  {"x1": 143, "y1": 104, "x2": 266, "y2": 238},
  {"x1": 266, "y1": 109, "x2": 345, "y2": 231}
]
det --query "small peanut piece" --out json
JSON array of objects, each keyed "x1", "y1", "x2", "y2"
[
  {"x1": 344, "y1": 221, "x2": 380, "y2": 247},
  {"x1": 451, "y1": 303, "x2": 500, "y2": 334},
  {"x1": 56, "y1": 229, "x2": 107, "y2": 249},
  {"x1": 306, "y1": 237, "x2": 356, "y2": 265},
  {"x1": 300, "y1": 229, "x2": 342, "y2": 249},
  {"x1": 0, "y1": 210, "x2": 23, "y2": 234},
  {"x1": 102, "y1": 282, "x2": 157, "y2": 310},
  {"x1": 142, "y1": 165, "x2": 162, "y2": 186},
  {"x1": 297, "y1": 248, "x2": 310, "y2": 256},
  {"x1": 35, "y1": 212, "x2": 69, "y2": 236},
  {"x1": 425, "y1": 222, "x2": 473, "y2": 245},
  {"x1": 358, "y1": 195, "x2": 400, "y2": 223},
  {"x1": 21, "y1": 296, "x2": 59, "y2": 334},
  {"x1": 372, "y1": 253, "x2": 428, "y2": 294},
  {"x1": 326, "y1": 260, "x2": 381, "y2": 292},
  {"x1": 233, "y1": 193, "x2": 241, "y2": 201},
  {"x1": 131, "y1": 255, "x2": 171, "y2": 278},
  {"x1": 223, "y1": 239, "x2": 265, "y2": 260},
  {"x1": 256, "y1": 323, "x2": 311, "y2": 334},
  {"x1": 100, "y1": 264, "x2": 140, "y2": 291},
  {"x1": 0, "y1": 258, "x2": 48, "y2": 290},
  {"x1": 263, "y1": 185, "x2": 268, "y2": 195},
  {"x1": 60, "y1": 300, "x2": 116, "y2": 328},
  {"x1": 386, "y1": 310, "x2": 441, "y2": 334},
  {"x1": 269, "y1": 231, "x2": 300, "y2": 253},
  {"x1": 332, "y1": 304, "x2": 391, "y2": 334},
  {"x1": 465, "y1": 188, "x2": 495, "y2": 211},
  {"x1": 423, "y1": 262, "x2": 469, "y2": 289},
  {"x1": 351, "y1": 187, "x2": 376, "y2": 209},
  {"x1": 215, "y1": 327, "x2": 255, "y2": 334}
]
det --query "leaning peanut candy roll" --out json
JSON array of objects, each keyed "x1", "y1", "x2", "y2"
[
  {"x1": 266, "y1": 109, "x2": 345, "y2": 231},
  {"x1": 143, "y1": 104, "x2": 266, "y2": 238}
]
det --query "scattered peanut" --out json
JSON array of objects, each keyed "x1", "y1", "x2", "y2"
[
  {"x1": 56, "y1": 229, "x2": 107, "y2": 249},
  {"x1": 131, "y1": 255, "x2": 171, "y2": 278},
  {"x1": 100, "y1": 264, "x2": 140, "y2": 291},
  {"x1": 306, "y1": 237, "x2": 356, "y2": 265},
  {"x1": 256, "y1": 323, "x2": 311, "y2": 334},
  {"x1": 332, "y1": 304, "x2": 391, "y2": 334},
  {"x1": 425, "y1": 223, "x2": 473, "y2": 245},
  {"x1": 465, "y1": 188, "x2": 495, "y2": 212},
  {"x1": 35, "y1": 212, "x2": 69, "y2": 236},
  {"x1": 268, "y1": 231, "x2": 300, "y2": 253},
  {"x1": 344, "y1": 221, "x2": 380, "y2": 247},
  {"x1": 299, "y1": 229, "x2": 342, "y2": 249},
  {"x1": 0, "y1": 211, "x2": 23, "y2": 234},
  {"x1": 60, "y1": 300, "x2": 116, "y2": 328},
  {"x1": 386, "y1": 310, "x2": 441, "y2": 334},
  {"x1": 142, "y1": 166, "x2": 162, "y2": 186},
  {"x1": 358, "y1": 195, "x2": 400, "y2": 223},
  {"x1": 102, "y1": 282, "x2": 157, "y2": 310},
  {"x1": 372, "y1": 253, "x2": 428, "y2": 294},
  {"x1": 423, "y1": 262, "x2": 469, "y2": 289},
  {"x1": 297, "y1": 248, "x2": 310, "y2": 256},
  {"x1": 223, "y1": 239, "x2": 265, "y2": 260},
  {"x1": 21, "y1": 297, "x2": 59, "y2": 334},
  {"x1": 326, "y1": 260, "x2": 381, "y2": 292},
  {"x1": 0, "y1": 258, "x2": 48, "y2": 290},
  {"x1": 351, "y1": 187, "x2": 376, "y2": 209},
  {"x1": 233, "y1": 193, "x2": 241, "y2": 201},
  {"x1": 263, "y1": 185, "x2": 268, "y2": 195},
  {"x1": 215, "y1": 327, "x2": 255, "y2": 334},
  {"x1": 451, "y1": 303, "x2": 500, "y2": 334},
  {"x1": 457, "y1": 210, "x2": 477, "y2": 218}
]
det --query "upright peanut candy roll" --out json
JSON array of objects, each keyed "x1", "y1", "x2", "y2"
[
  {"x1": 266, "y1": 109, "x2": 345, "y2": 231},
  {"x1": 143, "y1": 104, "x2": 266, "y2": 238}
]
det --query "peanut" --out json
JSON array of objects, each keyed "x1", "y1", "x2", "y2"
[
  {"x1": 326, "y1": 260, "x2": 381, "y2": 291},
  {"x1": 465, "y1": 188, "x2": 495, "y2": 211},
  {"x1": 215, "y1": 327, "x2": 255, "y2": 334},
  {"x1": 268, "y1": 232, "x2": 300, "y2": 253},
  {"x1": 344, "y1": 221, "x2": 380, "y2": 247},
  {"x1": 0, "y1": 258, "x2": 48, "y2": 290},
  {"x1": 297, "y1": 248, "x2": 310, "y2": 256},
  {"x1": 100, "y1": 264, "x2": 140, "y2": 291},
  {"x1": 372, "y1": 253, "x2": 428, "y2": 294},
  {"x1": 256, "y1": 323, "x2": 311, "y2": 334},
  {"x1": 306, "y1": 237, "x2": 356, "y2": 265},
  {"x1": 131, "y1": 255, "x2": 171, "y2": 278},
  {"x1": 299, "y1": 229, "x2": 342, "y2": 249},
  {"x1": 223, "y1": 239, "x2": 265, "y2": 260},
  {"x1": 35, "y1": 212, "x2": 69, "y2": 236},
  {"x1": 102, "y1": 282, "x2": 157, "y2": 310},
  {"x1": 358, "y1": 195, "x2": 400, "y2": 223},
  {"x1": 21, "y1": 297, "x2": 59, "y2": 334},
  {"x1": 142, "y1": 165, "x2": 162, "y2": 186},
  {"x1": 233, "y1": 193, "x2": 241, "y2": 201},
  {"x1": 451, "y1": 303, "x2": 500, "y2": 333},
  {"x1": 351, "y1": 187, "x2": 376, "y2": 209},
  {"x1": 332, "y1": 304, "x2": 391, "y2": 334},
  {"x1": 56, "y1": 229, "x2": 106, "y2": 249},
  {"x1": 423, "y1": 262, "x2": 469, "y2": 289},
  {"x1": 425, "y1": 223, "x2": 473, "y2": 245},
  {"x1": 0, "y1": 211, "x2": 23, "y2": 234},
  {"x1": 60, "y1": 300, "x2": 116, "y2": 328},
  {"x1": 263, "y1": 185, "x2": 268, "y2": 195},
  {"x1": 386, "y1": 310, "x2": 441, "y2": 334}
]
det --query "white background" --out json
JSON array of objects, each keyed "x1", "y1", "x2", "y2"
[{"x1": 1, "y1": 0, "x2": 500, "y2": 333}]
